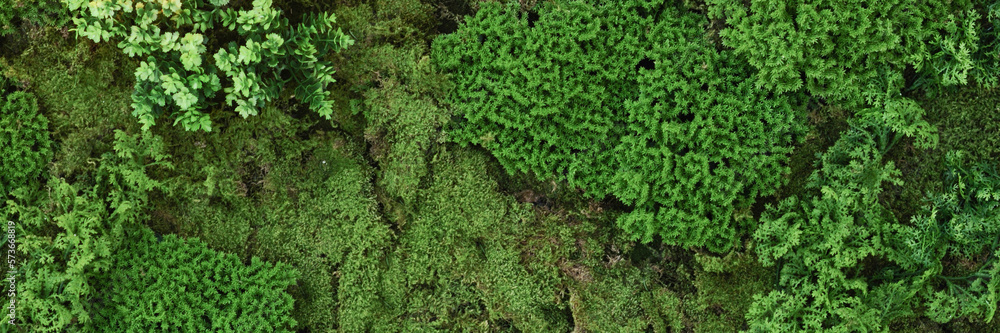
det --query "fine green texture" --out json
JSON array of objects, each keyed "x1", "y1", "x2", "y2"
[
  {"x1": 707, "y1": 0, "x2": 980, "y2": 101},
  {"x1": 7, "y1": 0, "x2": 1000, "y2": 332},
  {"x1": 333, "y1": 0, "x2": 449, "y2": 207},
  {"x1": 0, "y1": 0, "x2": 70, "y2": 36},
  {"x1": 889, "y1": 152, "x2": 1000, "y2": 324},
  {"x1": 1, "y1": 26, "x2": 139, "y2": 179},
  {"x1": 376, "y1": 149, "x2": 574, "y2": 331},
  {"x1": 353, "y1": 47, "x2": 448, "y2": 206},
  {"x1": 61, "y1": 0, "x2": 354, "y2": 131},
  {"x1": 433, "y1": 0, "x2": 805, "y2": 252},
  {"x1": 96, "y1": 229, "x2": 298, "y2": 332},
  {"x1": 252, "y1": 137, "x2": 390, "y2": 331},
  {"x1": 749, "y1": 112, "x2": 998, "y2": 331},
  {"x1": 2, "y1": 130, "x2": 172, "y2": 332},
  {"x1": 0, "y1": 76, "x2": 50, "y2": 197}
]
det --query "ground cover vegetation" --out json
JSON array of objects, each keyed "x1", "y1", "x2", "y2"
[{"x1": 1, "y1": 0, "x2": 998, "y2": 332}]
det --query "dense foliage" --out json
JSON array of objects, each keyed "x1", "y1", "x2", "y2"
[
  {"x1": 62, "y1": 0, "x2": 354, "y2": 131},
  {"x1": 706, "y1": 0, "x2": 995, "y2": 100},
  {"x1": 750, "y1": 114, "x2": 997, "y2": 330},
  {"x1": 433, "y1": 0, "x2": 805, "y2": 252},
  {"x1": 891, "y1": 152, "x2": 1000, "y2": 324},
  {"x1": 97, "y1": 229, "x2": 298, "y2": 332},
  {"x1": 750, "y1": 120, "x2": 911, "y2": 331},
  {"x1": 4, "y1": 0, "x2": 1000, "y2": 332},
  {"x1": 0, "y1": 75, "x2": 50, "y2": 197},
  {"x1": 3, "y1": 130, "x2": 171, "y2": 331},
  {"x1": 0, "y1": 0, "x2": 70, "y2": 36},
  {"x1": 1, "y1": 130, "x2": 298, "y2": 332}
]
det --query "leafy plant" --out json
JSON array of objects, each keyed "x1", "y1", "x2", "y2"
[
  {"x1": 887, "y1": 151, "x2": 1000, "y2": 324},
  {"x1": 748, "y1": 101, "x2": 997, "y2": 330},
  {"x1": 2, "y1": 130, "x2": 172, "y2": 332},
  {"x1": 750, "y1": 123, "x2": 903, "y2": 332},
  {"x1": 915, "y1": 0, "x2": 1000, "y2": 91},
  {"x1": 61, "y1": 0, "x2": 354, "y2": 131},
  {"x1": 968, "y1": 1, "x2": 1000, "y2": 88},
  {"x1": 433, "y1": 0, "x2": 805, "y2": 252},
  {"x1": 95, "y1": 228, "x2": 298, "y2": 332}
]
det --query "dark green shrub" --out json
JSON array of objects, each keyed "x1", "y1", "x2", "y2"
[
  {"x1": 96, "y1": 228, "x2": 298, "y2": 332},
  {"x1": 432, "y1": 0, "x2": 805, "y2": 252},
  {"x1": 0, "y1": 79, "x2": 50, "y2": 197},
  {"x1": 62, "y1": 0, "x2": 354, "y2": 131}
]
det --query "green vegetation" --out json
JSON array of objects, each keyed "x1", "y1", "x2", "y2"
[
  {"x1": 2, "y1": 0, "x2": 1000, "y2": 332},
  {"x1": 62, "y1": 0, "x2": 354, "y2": 131},
  {"x1": 706, "y1": 0, "x2": 991, "y2": 99},
  {"x1": 433, "y1": 0, "x2": 805, "y2": 252},
  {"x1": 750, "y1": 119, "x2": 914, "y2": 331},
  {"x1": 0, "y1": 74, "x2": 50, "y2": 197},
  {"x1": 97, "y1": 229, "x2": 298, "y2": 332},
  {"x1": 0, "y1": 0, "x2": 69, "y2": 37}
]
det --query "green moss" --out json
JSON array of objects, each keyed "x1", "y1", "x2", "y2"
[
  {"x1": 252, "y1": 129, "x2": 388, "y2": 331},
  {"x1": 881, "y1": 86, "x2": 1000, "y2": 223},
  {"x1": 3, "y1": 27, "x2": 137, "y2": 178},
  {"x1": 574, "y1": 266, "x2": 684, "y2": 333},
  {"x1": 923, "y1": 87, "x2": 1000, "y2": 162},
  {"x1": 690, "y1": 250, "x2": 771, "y2": 332},
  {"x1": 0, "y1": 73, "x2": 50, "y2": 197},
  {"x1": 376, "y1": 148, "x2": 566, "y2": 331},
  {"x1": 96, "y1": 228, "x2": 298, "y2": 332},
  {"x1": 331, "y1": 0, "x2": 451, "y2": 207}
]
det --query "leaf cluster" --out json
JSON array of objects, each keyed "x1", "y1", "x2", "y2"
[
  {"x1": 0, "y1": 0, "x2": 70, "y2": 36},
  {"x1": 750, "y1": 123, "x2": 903, "y2": 332},
  {"x1": 887, "y1": 151, "x2": 1000, "y2": 324},
  {"x1": 62, "y1": 0, "x2": 354, "y2": 131},
  {"x1": 916, "y1": 0, "x2": 1000, "y2": 91}
]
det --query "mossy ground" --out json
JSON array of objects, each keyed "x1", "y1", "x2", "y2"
[{"x1": 3, "y1": 1, "x2": 1000, "y2": 332}]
